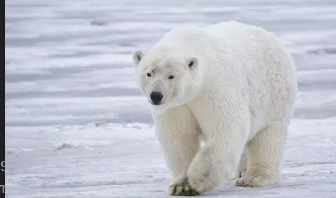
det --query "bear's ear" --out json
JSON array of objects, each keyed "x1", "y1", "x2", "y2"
[
  {"x1": 187, "y1": 56, "x2": 198, "y2": 70},
  {"x1": 133, "y1": 51, "x2": 144, "y2": 65}
]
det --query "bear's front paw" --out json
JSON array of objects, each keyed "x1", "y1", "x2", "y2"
[{"x1": 168, "y1": 178, "x2": 201, "y2": 196}]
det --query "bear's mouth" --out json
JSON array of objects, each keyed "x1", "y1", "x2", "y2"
[{"x1": 150, "y1": 101, "x2": 163, "y2": 106}]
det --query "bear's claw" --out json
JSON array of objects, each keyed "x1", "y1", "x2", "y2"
[
  {"x1": 168, "y1": 178, "x2": 200, "y2": 196},
  {"x1": 235, "y1": 174, "x2": 274, "y2": 187}
]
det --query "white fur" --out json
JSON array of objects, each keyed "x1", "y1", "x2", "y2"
[{"x1": 133, "y1": 21, "x2": 297, "y2": 196}]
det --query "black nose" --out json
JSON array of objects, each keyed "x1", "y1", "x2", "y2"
[{"x1": 150, "y1": 92, "x2": 163, "y2": 105}]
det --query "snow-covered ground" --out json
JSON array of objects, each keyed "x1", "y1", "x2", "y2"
[{"x1": 5, "y1": 0, "x2": 336, "y2": 197}]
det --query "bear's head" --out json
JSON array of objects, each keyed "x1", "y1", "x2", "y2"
[{"x1": 133, "y1": 48, "x2": 203, "y2": 113}]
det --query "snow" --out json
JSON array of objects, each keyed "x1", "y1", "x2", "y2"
[
  {"x1": 5, "y1": 0, "x2": 336, "y2": 197},
  {"x1": 5, "y1": 119, "x2": 336, "y2": 198}
]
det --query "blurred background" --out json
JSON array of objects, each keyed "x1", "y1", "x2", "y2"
[{"x1": 5, "y1": 0, "x2": 336, "y2": 197}]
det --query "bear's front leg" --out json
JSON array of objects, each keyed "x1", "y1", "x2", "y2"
[
  {"x1": 187, "y1": 99, "x2": 249, "y2": 194},
  {"x1": 153, "y1": 106, "x2": 200, "y2": 196}
]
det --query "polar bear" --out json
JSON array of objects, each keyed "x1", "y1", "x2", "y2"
[{"x1": 133, "y1": 21, "x2": 297, "y2": 196}]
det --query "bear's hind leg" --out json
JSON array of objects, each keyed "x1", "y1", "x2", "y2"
[{"x1": 236, "y1": 122, "x2": 288, "y2": 187}]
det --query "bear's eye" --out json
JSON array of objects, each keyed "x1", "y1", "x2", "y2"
[
  {"x1": 189, "y1": 61, "x2": 194, "y2": 67},
  {"x1": 168, "y1": 75, "x2": 174, "y2": 79},
  {"x1": 147, "y1": 73, "x2": 152, "y2": 77}
]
